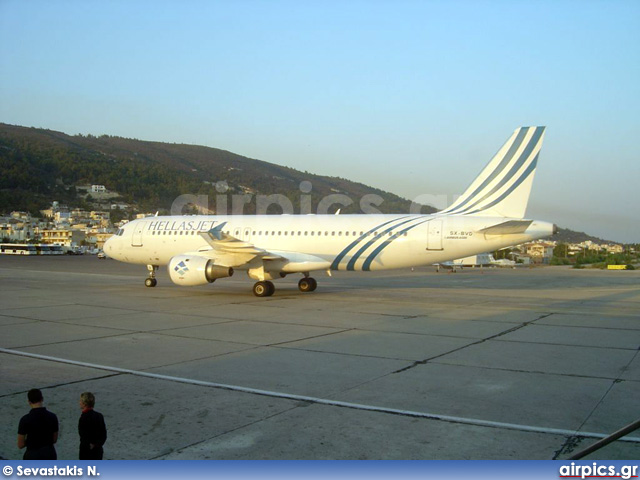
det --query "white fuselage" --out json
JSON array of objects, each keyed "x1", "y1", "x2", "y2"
[{"x1": 105, "y1": 213, "x2": 554, "y2": 273}]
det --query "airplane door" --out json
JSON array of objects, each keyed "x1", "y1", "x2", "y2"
[
  {"x1": 132, "y1": 222, "x2": 145, "y2": 247},
  {"x1": 427, "y1": 220, "x2": 443, "y2": 251},
  {"x1": 242, "y1": 227, "x2": 252, "y2": 243}
]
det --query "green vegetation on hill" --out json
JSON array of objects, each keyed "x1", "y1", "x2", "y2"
[
  {"x1": 0, "y1": 123, "x2": 429, "y2": 216},
  {"x1": 553, "y1": 227, "x2": 616, "y2": 246}
]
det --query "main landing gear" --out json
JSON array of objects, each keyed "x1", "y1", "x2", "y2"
[
  {"x1": 252, "y1": 276, "x2": 318, "y2": 297},
  {"x1": 298, "y1": 277, "x2": 317, "y2": 292},
  {"x1": 145, "y1": 265, "x2": 158, "y2": 287},
  {"x1": 253, "y1": 281, "x2": 275, "y2": 297}
]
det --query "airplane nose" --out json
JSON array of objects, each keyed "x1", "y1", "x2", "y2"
[{"x1": 104, "y1": 236, "x2": 114, "y2": 255}]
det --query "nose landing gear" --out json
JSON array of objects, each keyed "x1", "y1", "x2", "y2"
[{"x1": 145, "y1": 265, "x2": 158, "y2": 287}]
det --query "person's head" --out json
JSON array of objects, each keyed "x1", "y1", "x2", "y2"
[
  {"x1": 79, "y1": 392, "x2": 95, "y2": 409},
  {"x1": 27, "y1": 388, "x2": 43, "y2": 405}
]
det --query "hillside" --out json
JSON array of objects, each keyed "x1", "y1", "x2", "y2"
[
  {"x1": 553, "y1": 228, "x2": 617, "y2": 246},
  {"x1": 0, "y1": 123, "x2": 626, "y2": 245},
  {"x1": 0, "y1": 123, "x2": 430, "y2": 216}
]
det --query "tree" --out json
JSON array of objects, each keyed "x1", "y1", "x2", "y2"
[{"x1": 553, "y1": 243, "x2": 569, "y2": 258}]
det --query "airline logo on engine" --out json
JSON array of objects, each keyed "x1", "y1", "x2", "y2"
[{"x1": 174, "y1": 260, "x2": 189, "y2": 276}]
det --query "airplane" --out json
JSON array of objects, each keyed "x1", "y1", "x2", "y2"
[
  {"x1": 435, "y1": 253, "x2": 518, "y2": 271},
  {"x1": 104, "y1": 126, "x2": 556, "y2": 297},
  {"x1": 490, "y1": 258, "x2": 517, "y2": 268},
  {"x1": 435, "y1": 252, "x2": 495, "y2": 271}
]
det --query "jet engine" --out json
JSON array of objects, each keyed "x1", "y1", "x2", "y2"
[{"x1": 168, "y1": 255, "x2": 233, "y2": 286}]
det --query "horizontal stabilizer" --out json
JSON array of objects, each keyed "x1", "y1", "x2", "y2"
[{"x1": 480, "y1": 220, "x2": 533, "y2": 235}]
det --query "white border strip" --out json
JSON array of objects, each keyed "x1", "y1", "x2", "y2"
[{"x1": 2, "y1": 347, "x2": 639, "y2": 444}]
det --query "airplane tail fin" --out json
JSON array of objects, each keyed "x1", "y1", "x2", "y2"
[{"x1": 440, "y1": 126, "x2": 545, "y2": 218}]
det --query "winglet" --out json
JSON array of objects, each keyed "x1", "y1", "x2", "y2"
[{"x1": 208, "y1": 222, "x2": 227, "y2": 240}]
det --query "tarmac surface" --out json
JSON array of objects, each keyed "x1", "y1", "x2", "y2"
[{"x1": 0, "y1": 255, "x2": 639, "y2": 460}]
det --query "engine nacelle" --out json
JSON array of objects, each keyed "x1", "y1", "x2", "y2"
[{"x1": 168, "y1": 255, "x2": 233, "y2": 286}]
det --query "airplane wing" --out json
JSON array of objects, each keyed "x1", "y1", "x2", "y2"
[
  {"x1": 196, "y1": 222, "x2": 285, "y2": 266},
  {"x1": 193, "y1": 222, "x2": 330, "y2": 273}
]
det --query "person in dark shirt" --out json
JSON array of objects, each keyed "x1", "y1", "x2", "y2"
[
  {"x1": 17, "y1": 388, "x2": 59, "y2": 460},
  {"x1": 78, "y1": 392, "x2": 107, "y2": 460}
]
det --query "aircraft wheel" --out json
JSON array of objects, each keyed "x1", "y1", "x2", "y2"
[
  {"x1": 253, "y1": 281, "x2": 273, "y2": 297},
  {"x1": 145, "y1": 278, "x2": 157, "y2": 288},
  {"x1": 265, "y1": 281, "x2": 275, "y2": 296},
  {"x1": 298, "y1": 277, "x2": 317, "y2": 292}
]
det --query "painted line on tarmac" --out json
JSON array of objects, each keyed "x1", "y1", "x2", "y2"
[{"x1": 2, "y1": 347, "x2": 639, "y2": 444}]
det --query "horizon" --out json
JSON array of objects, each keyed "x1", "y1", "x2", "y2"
[{"x1": 1, "y1": 1, "x2": 638, "y2": 242}]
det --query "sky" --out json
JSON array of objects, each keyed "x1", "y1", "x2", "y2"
[{"x1": 1, "y1": 0, "x2": 638, "y2": 242}]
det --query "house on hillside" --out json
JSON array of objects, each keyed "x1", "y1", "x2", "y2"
[
  {"x1": 40, "y1": 228, "x2": 86, "y2": 247},
  {"x1": 521, "y1": 242, "x2": 555, "y2": 264}
]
